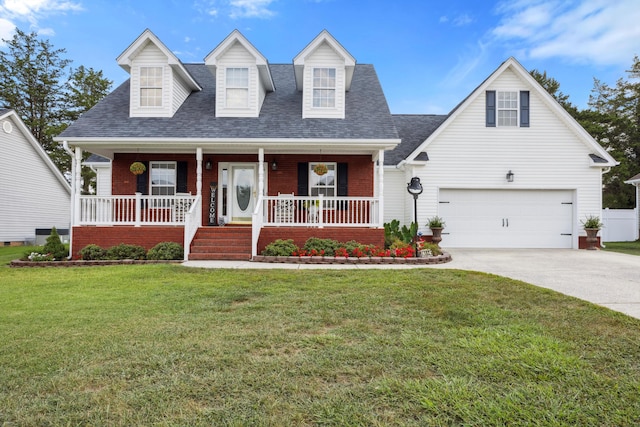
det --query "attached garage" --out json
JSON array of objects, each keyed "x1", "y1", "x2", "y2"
[{"x1": 438, "y1": 189, "x2": 575, "y2": 248}]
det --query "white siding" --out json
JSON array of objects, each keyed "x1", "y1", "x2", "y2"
[
  {"x1": 95, "y1": 165, "x2": 112, "y2": 196},
  {"x1": 302, "y1": 42, "x2": 346, "y2": 119},
  {"x1": 411, "y1": 68, "x2": 603, "y2": 248},
  {"x1": 171, "y1": 73, "x2": 192, "y2": 116},
  {"x1": 383, "y1": 168, "x2": 407, "y2": 224},
  {"x1": 215, "y1": 42, "x2": 262, "y2": 118},
  {"x1": 0, "y1": 115, "x2": 70, "y2": 243}
]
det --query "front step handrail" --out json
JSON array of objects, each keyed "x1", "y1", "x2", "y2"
[{"x1": 183, "y1": 195, "x2": 202, "y2": 261}]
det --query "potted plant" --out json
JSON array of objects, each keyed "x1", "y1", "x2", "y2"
[
  {"x1": 129, "y1": 161, "x2": 146, "y2": 175},
  {"x1": 581, "y1": 215, "x2": 603, "y2": 250},
  {"x1": 427, "y1": 216, "x2": 446, "y2": 246}
]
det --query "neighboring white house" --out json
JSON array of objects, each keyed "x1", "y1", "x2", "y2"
[
  {"x1": 385, "y1": 58, "x2": 618, "y2": 249},
  {"x1": 0, "y1": 109, "x2": 71, "y2": 244}
]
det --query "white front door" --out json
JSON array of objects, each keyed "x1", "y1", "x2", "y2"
[{"x1": 229, "y1": 164, "x2": 258, "y2": 223}]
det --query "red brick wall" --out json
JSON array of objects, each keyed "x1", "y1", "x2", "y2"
[
  {"x1": 257, "y1": 227, "x2": 384, "y2": 253},
  {"x1": 578, "y1": 235, "x2": 601, "y2": 249},
  {"x1": 267, "y1": 155, "x2": 373, "y2": 196},
  {"x1": 72, "y1": 226, "x2": 183, "y2": 259}
]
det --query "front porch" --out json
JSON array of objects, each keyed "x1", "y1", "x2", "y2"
[{"x1": 72, "y1": 194, "x2": 384, "y2": 260}]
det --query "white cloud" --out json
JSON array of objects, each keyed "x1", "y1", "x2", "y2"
[
  {"x1": 491, "y1": 0, "x2": 640, "y2": 66},
  {"x1": 0, "y1": 16, "x2": 14, "y2": 40},
  {"x1": 229, "y1": 0, "x2": 275, "y2": 19},
  {"x1": 0, "y1": 0, "x2": 82, "y2": 38},
  {"x1": 453, "y1": 13, "x2": 473, "y2": 27}
]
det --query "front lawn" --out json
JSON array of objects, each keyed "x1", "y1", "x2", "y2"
[
  {"x1": 603, "y1": 240, "x2": 640, "y2": 256},
  {"x1": 1, "y1": 263, "x2": 639, "y2": 425}
]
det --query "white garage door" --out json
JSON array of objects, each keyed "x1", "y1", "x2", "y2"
[{"x1": 438, "y1": 189, "x2": 574, "y2": 248}]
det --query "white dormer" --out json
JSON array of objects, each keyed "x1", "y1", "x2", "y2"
[
  {"x1": 204, "y1": 30, "x2": 275, "y2": 118},
  {"x1": 293, "y1": 30, "x2": 356, "y2": 119},
  {"x1": 117, "y1": 29, "x2": 201, "y2": 118}
]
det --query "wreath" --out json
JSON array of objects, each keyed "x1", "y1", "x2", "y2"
[
  {"x1": 129, "y1": 161, "x2": 146, "y2": 175},
  {"x1": 313, "y1": 163, "x2": 328, "y2": 176}
]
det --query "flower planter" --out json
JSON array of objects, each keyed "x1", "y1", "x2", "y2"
[
  {"x1": 430, "y1": 227, "x2": 443, "y2": 246},
  {"x1": 585, "y1": 228, "x2": 600, "y2": 250}
]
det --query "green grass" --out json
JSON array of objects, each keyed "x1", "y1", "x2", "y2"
[
  {"x1": 603, "y1": 240, "x2": 640, "y2": 256},
  {"x1": 1, "y1": 258, "x2": 640, "y2": 425},
  {"x1": 0, "y1": 245, "x2": 38, "y2": 266}
]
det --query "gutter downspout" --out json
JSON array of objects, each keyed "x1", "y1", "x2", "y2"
[{"x1": 62, "y1": 141, "x2": 75, "y2": 259}]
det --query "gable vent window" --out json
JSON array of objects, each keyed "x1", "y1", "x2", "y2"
[
  {"x1": 226, "y1": 67, "x2": 249, "y2": 108},
  {"x1": 497, "y1": 91, "x2": 518, "y2": 126},
  {"x1": 313, "y1": 68, "x2": 336, "y2": 108},
  {"x1": 140, "y1": 67, "x2": 163, "y2": 107}
]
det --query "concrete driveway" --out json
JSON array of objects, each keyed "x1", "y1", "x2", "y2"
[{"x1": 430, "y1": 249, "x2": 640, "y2": 320}]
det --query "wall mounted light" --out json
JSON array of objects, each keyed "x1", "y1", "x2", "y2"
[
  {"x1": 506, "y1": 170, "x2": 514, "y2": 182},
  {"x1": 205, "y1": 158, "x2": 212, "y2": 170},
  {"x1": 271, "y1": 159, "x2": 278, "y2": 171}
]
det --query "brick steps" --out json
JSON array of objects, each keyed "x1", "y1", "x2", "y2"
[{"x1": 188, "y1": 226, "x2": 252, "y2": 261}]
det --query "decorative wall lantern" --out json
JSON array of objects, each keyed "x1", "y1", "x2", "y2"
[
  {"x1": 271, "y1": 159, "x2": 278, "y2": 171},
  {"x1": 129, "y1": 161, "x2": 146, "y2": 175},
  {"x1": 205, "y1": 158, "x2": 213, "y2": 170},
  {"x1": 506, "y1": 170, "x2": 514, "y2": 182}
]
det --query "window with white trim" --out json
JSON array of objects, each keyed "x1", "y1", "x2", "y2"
[
  {"x1": 309, "y1": 162, "x2": 336, "y2": 196},
  {"x1": 497, "y1": 91, "x2": 518, "y2": 126},
  {"x1": 226, "y1": 67, "x2": 249, "y2": 108},
  {"x1": 150, "y1": 161, "x2": 176, "y2": 196},
  {"x1": 140, "y1": 67, "x2": 163, "y2": 107},
  {"x1": 312, "y1": 68, "x2": 336, "y2": 108}
]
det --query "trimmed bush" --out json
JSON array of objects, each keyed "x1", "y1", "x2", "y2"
[
  {"x1": 262, "y1": 239, "x2": 299, "y2": 257},
  {"x1": 302, "y1": 237, "x2": 340, "y2": 256},
  {"x1": 147, "y1": 242, "x2": 184, "y2": 260},
  {"x1": 43, "y1": 227, "x2": 68, "y2": 260},
  {"x1": 79, "y1": 244, "x2": 107, "y2": 260},
  {"x1": 106, "y1": 243, "x2": 147, "y2": 260}
]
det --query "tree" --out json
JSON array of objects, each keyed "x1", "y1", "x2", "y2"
[
  {"x1": 530, "y1": 69, "x2": 577, "y2": 115},
  {"x1": 588, "y1": 56, "x2": 640, "y2": 209},
  {"x1": 0, "y1": 29, "x2": 70, "y2": 168},
  {"x1": 0, "y1": 29, "x2": 112, "y2": 193}
]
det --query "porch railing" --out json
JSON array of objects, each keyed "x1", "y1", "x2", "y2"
[
  {"x1": 78, "y1": 193, "x2": 198, "y2": 226},
  {"x1": 260, "y1": 195, "x2": 380, "y2": 227},
  {"x1": 183, "y1": 195, "x2": 202, "y2": 261}
]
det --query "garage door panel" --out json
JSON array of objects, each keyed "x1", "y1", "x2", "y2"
[{"x1": 439, "y1": 189, "x2": 573, "y2": 248}]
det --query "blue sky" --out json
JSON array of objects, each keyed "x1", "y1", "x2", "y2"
[{"x1": 1, "y1": 0, "x2": 638, "y2": 114}]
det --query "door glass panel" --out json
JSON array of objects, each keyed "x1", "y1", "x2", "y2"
[{"x1": 234, "y1": 167, "x2": 253, "y2": 213}]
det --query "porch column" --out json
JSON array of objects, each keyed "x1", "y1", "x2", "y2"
[
  {"x1": 196, "y1": 147, "x2": 203, "y2": 196},
  {"x1": 73, "y1": 147, "x2": 82, "y2": 226},
  {"x1": 258, "y1": 148, "x2": 265, "y2": 197},
  {"x1": 378, "y1": 149, "x2": 384, "y2": 228}
]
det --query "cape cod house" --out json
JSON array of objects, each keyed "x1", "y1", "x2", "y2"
[
  {"x1": 56, "y1": 29, "x2": 617, "y2": 259},
  {"x1": 1, "y1": 109, "x2": 71, "y2": 245}
]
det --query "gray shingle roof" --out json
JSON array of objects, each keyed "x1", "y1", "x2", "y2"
[
  {"x1": 85, "y1": 153, "x2": 110, "y2": 163},
  {"x1": 386, "y1": 114, "x2": 448, "y2": 165},
  {"x1": 59, "y1": 63, "x2": 398, "y2": 141}
]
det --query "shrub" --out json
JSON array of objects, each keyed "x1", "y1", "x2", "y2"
[
  {"x1": 27, "y1": 252, "x2": 54, "y2": 261},
  {"x1": 147, "y1": 242, "x2": 184, "y2": 260},
  {"x1": 21, "y1": 246, "x2": 45, "y2": 261},
  {"x1": 106, "y1": 243, "x2": 147, "y2": 260},
  {"x1": 262, "y1": 239, "x2": 299, "y2": 257},
  {"x1": 302, "y1": 237, "x2": 340, "y2": 256},
  {"x1": 79, "y1": 244, "x2": 107, "y2": 260},
  {"x1": 384, "y1": 220, "x2": 417, "y2": 248},
  {"x1": 43, "y1": 227, "x2": 68, "y2": 260}
]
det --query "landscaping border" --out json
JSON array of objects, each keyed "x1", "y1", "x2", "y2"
[
  {"x1": 251, "y1": 252, "x2": 452, "y2": 265},
  {"x1": 10, "y1": 259, "x2": 182, "y2": 268}
]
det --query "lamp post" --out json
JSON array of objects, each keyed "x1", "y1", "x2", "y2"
[{"x1": 407, "y1": 177, "x2": 423, "y2": 255}]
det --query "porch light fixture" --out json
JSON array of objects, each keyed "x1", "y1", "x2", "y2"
[
  {"x1": 407, "y1": 177, "x2": 423, "y2": 254},
  {"x1": 271, "y1": 159, "x2": 278, "y2": 171},
  {"x1": 506, "y1": 170, "x2": 514, "y2": 182},
  {"x1": 205, "y1": 158, "x2": 212, "y2": 170}
]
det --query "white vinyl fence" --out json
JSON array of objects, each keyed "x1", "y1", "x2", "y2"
[{"x1": 601, "y1": 208, "x2": 639, "y2": 242}]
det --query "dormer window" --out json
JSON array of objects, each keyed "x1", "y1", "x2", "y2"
[
  {"x1": 313, "y1": 68, "x2": 336, "y2": 108},
  {"x1": 226, "y1": 67, "x2": 249, "y2": 108},
  {"x1": 486, "y1": 90, "x2": 530, "y2": 127},
  {"x1": 140, "y1": 67, "x2": 163, "y2": 107}
]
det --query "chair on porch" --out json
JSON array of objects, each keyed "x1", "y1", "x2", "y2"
[
  {"x1": 275, "y1": 192, "x2": 295, "y2": 223},
  {"x1": 173, "y1": 192, "x2": 193, "y2": 222}
]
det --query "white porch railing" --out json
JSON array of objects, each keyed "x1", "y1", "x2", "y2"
[
  {"x1": 260, "y1": 195, "x2": 380, "y2": 227},
  {"x1": 78, "y1": 193, "x2": 198, "y2": 226}
]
